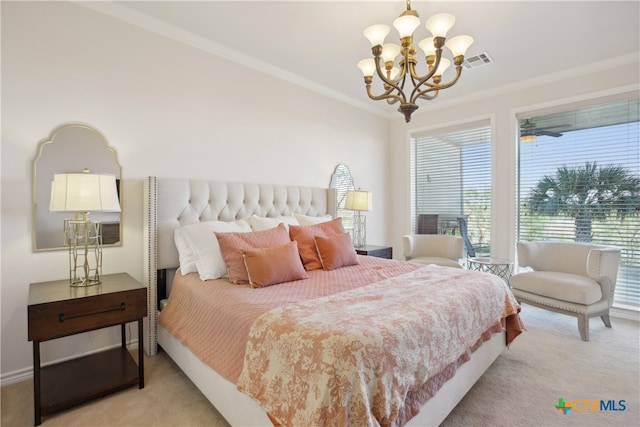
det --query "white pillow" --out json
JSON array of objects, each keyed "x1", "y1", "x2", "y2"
[
  {"x1": 174, "y1": 229, "x2": 198, "y2": 275},
  {"x1": 293, "y1": 213, "x2": 332, "y2": 225},
  {"x1": 175, "y1": 219, "x2": 251, "y2": 280},
  {"x1": 248, "y1": 215, "x2": 299, "y2": 231}
]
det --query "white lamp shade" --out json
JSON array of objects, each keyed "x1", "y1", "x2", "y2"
[
  {"x1": 381, "y1": 43, "x2": 401, "y2": 63},
  {"x1": 434, "y1": 58, "x2": 451, "y2": 76},
  {"x1": 363, "y1": 24, "x2": 390, "y2": 47},
  {"x1": 393, "y1": 14, "x2": 420, "y2": 38},
  {"x1": 344, "y1": 190, "x2": 372, "y2": 212},
  {"x1": 425, "y1": 13, "x2": 456, "y2": 38},
  {"x1": 49, "y1": 173, "x2": 121, "y2": 212},
  {"x1": 418, "y1": 37, "x2": 437, "y2": 57},
  {"x1": 357, "y1": 59, "x2": 377, "y2": 77},
  {"x1": 445, "y1": 35, "x2": 474, "y2": 57}
]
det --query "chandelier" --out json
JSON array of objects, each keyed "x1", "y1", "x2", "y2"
[{"x1": 357, "y1": 0, "x2": 473, "y2": 123}]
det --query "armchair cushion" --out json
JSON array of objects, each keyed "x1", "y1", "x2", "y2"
[
  {"x1": 409, "y1": 256, "x2": 462, "y2": 269},
  {"x1": 510, "y1": 271, "x2": 602, "y2": 305}
]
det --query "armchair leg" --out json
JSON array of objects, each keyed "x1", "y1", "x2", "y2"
[
  {"x1": 578, "y1": 315, "x2": 589, "y2": 341},
  {"x1": 601, "y1": 313, "x2": 612, "y2": 328}
]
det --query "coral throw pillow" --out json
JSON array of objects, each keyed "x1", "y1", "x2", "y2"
[
  {"x1": 289, "y1": 217, "x2": 345, "y2": 271},
  {"x1": 242, "y1": 241, "x2": 308, "y2": 288},
  {"x1": 315, "y1": 232, "x2": 360, "y2": 271},
  {"x1": 215, "y1": 223, "x2": 291, "y2": 284}
]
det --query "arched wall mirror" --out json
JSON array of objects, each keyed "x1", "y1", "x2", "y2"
[
  {"x1": 329, "y1": 163, "x2": 355, "y2": 229},
  {"x1": 33, "y1": 124, "x2": 122, "y2": 251}
]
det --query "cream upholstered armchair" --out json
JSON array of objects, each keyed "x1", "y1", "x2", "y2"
[
  {"x1": 511, "y1": 241, "x2": 621, "y2": 341},
  {"x1": 402, "y1": 234, "x2": 464, "y2": 268}
]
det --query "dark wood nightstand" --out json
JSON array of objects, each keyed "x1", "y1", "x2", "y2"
[
  {"x1": 355, "y1": 245, "x2": 393, "y2": 259},
  {"x1": 28, "y1": 273, "x2": 147, "y2": 425}
]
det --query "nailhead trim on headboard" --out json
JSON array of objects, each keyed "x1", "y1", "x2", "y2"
[{"x1": 143, "y1": 177, "x2": 158, "y2": 356}]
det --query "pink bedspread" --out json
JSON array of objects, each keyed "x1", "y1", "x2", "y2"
[
  {"x1": 236, "y1": 264, "x2": 521, "y2": 426},
  {"x1": 158, "y1": 256, "x2": 523, "y2": 426},
  {"x1": 158, "y1": 256, "x2": 421, "y2": 382}
]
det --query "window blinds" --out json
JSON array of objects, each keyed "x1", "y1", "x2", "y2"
[{"x1": 411, "y1": 123, "x2": 492, "y2": 256}]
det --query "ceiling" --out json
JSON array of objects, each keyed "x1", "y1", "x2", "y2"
[{"x1": 85, "y1": 1, "x2": 640, "y2": 120}]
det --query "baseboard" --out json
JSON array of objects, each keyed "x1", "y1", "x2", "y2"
[
  {"x1": 0, "y1": 341, "x2": 140, "y2": 387},
  {"x1": 611, "y1": 305, "x2": 640, "y2": 321},
  {"x1": 0, "y1": 366, "x2": 33, "y2": 387}
]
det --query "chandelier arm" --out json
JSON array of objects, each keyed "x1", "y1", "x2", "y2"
[
  {"x1": 409, "y1": 51, "x2": 441, "y2": 82},
  {"x1": 408, "y1": 49, "x2": 443, "y2": 101},
  {"x1": 416, "y1": 90, "x2": 439, "y2": 101},
  {"x1": 365, "y1": 84, "x2": 404, "y2": 105},
  {"x1": 411, "y1": 86, "x2": 439, "y2": 101},
  {"x1": 373, "y1": 55, "x2": 408, "y2": 103},
  {"x1": 429, "y1": 65, "x2": 463, "y2": 90},
  {"x1": 410, "y1": 66, "x2": 462, "y2": 104},
  {"x1": 386, "y1": 72, "x2": 411, "y2": 105}
]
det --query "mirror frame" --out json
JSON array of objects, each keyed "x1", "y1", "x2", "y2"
[
  {"x1": 32, "y1": 123, "x2": 122, "y2": 251},
  {"x1": 329, "y1": 163, "x2": 355, "y2": 229}
]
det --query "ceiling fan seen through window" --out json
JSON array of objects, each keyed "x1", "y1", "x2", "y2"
[{"x1": 520, "y1": 119, "x2": 569, "y2": 142}]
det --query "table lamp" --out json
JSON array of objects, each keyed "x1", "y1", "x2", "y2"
[
  {"x1": 344, "y1": 189, "x2": 372, "y2": 248},
  {"x1": 49, "y1": 170, "x2": 121, "y2": 286}
]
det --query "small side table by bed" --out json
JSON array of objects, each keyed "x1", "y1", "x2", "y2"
[
  {"x1": 355, "y1": 245, "x2": 393, "y2": 259},
  {"x1": 467, "y1": 257, "x2": 513, "y2": 285},
  {"x1": 28, "y1": 273, "x2": 147, "y2": 425}
]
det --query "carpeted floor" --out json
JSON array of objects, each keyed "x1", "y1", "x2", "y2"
[{"x1": 2, "y1": 305, "x2": 638, "y2": 427}]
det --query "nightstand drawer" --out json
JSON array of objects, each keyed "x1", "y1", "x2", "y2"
[{"x1": 28, "y1": 288, "x2": 146, "y2": 341}]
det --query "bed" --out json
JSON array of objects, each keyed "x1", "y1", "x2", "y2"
[{"x1": 142, "y1": 177, "x2": 523, "y2": 426}]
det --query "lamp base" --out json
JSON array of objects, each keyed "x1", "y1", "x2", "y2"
[
  {"x1": 352, "y1": 213, "x2": 367, "y2": 249},
  {"x1": 65, "y1": 219, "x2": 103, "y2": 287}
]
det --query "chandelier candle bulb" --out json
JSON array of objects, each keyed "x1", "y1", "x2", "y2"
[{"x1": 358, "y1": 0, "x2": 474, "y2": 123}]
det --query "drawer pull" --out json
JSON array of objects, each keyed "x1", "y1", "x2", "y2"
[{"x1": 59, "y1": 303, "x2": 126, "y2": 323}]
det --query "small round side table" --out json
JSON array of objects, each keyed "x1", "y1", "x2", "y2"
[{"x1": 467, "y1": 257, "x2": 513, "y2": 285}]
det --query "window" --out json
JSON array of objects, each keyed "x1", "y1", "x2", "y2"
[
  {"x1": 517, "y1": 98, "x2": 640, "y2": 308},
  {"x1": 411, "y1": 121, "x2": 492, "y2": 257}
]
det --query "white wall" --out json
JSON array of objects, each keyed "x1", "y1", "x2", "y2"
[
  {"x1": 0, "y1": 2, "x2": 390, "y2": 382},
  {"x1": 388, "y1": 61, "x2": 639, "y2": 263}
]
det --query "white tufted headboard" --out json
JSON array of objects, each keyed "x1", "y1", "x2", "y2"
[{"x1": 142, "y1": 177, "x2": 336, "y2": 355}]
